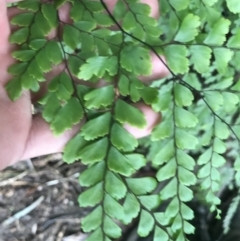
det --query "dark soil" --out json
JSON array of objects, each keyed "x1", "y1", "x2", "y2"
[{"x1": 0, "y1": 155, "x2": 87, "y2": 241}]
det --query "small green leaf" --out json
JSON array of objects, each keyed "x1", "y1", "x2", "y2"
[
  {"x1": 81, "y1": 206, "x2": 103, "y2": 232},
  {"x1": 165, "y1": 196, "x2": 179, "y2": 218},
  {"x1": 140, "y1": 87, "x2": 158, "y2": 105},
  {"x1": 105, "y1": 171, "x2": 127, "y2": 200},
  {"x1": 29, "y1": 39, "x2": 47, "y2": 50},
  {"x1": 78, "y1": 138, "x2": 108, "y2": 164},
  {"x1": 104, "y1": 194, "x2": 124, "y2": 220},
  {"x1": 205, "y1": 91, "x2": 223, "y2": 111},
  {"x1": 138, "y1": 210, "x2": 154, "y2": 237},
  {"x1": 120, "y1": 45, "x2": 152, "y2": 76},
  {"x1": 126, "y1": 177, "x2": 157, "y2": 195},
  {"x1": 111, "y1": 123, "x2": 138, "y2": 152},
  {"x1": 179, "y1": 184, "x2": 194, "y2": 202},
  {"x1": 160, "y1": 178, "x2": 177, "y2": 200},
  {"x1": 125, "y1": 154, "x2": 147, "y2": 170},
  {"x1": 11, "y1": 12, "x2": 34, "y2": 26},
  {"x1": 226, "y1": 0, "x2": 240, "y2": 13},
  {"x1": 174, "y1": 14, "x2": 200, "y2": 42},
  {"x1": 42, "y1": 3, "x2": 58, "y2": 28},
  {"x1": 84, "y1": 86, "x2": 114, "y2": 109},
  {"x1": 164, "y1": 45, "x2": 189, "y2": 74},
  {"x1": 198, "y1": 163, "x2": 211, "y2": 179},
  {"x1": 212, "y1": 153, "x2": 226, "y2": 168},
  {"x1": 151, "y1": 120, "x2": 173, "y2": 141},
  {"x1": 5, "y1": 78, "x2": 22, "y2": 101},
  {"x1": 181, "y1": 203, "x2": 194, "y2": 220},
  {"x1": 176, "y1": 129, "x2": 199, "y2": 150},
  {"x1": 53, "y1": 0, "x2": 67, "y2": 8},
  {"x1": 178, "y1": 167, "x2": 197, "y2": 186},
  {"x1": 63, "y1": 25, "x2": 80, "y2": 50},
  {"x1": 204, "y1": 18, "x2": 231, "y2": 45},
  {"x1": 122, "y1": 12, "x2": 136, "y2": 31},
  {"x1": 211, "y1": 167, "x2": 221, "y2": 181},
  {"x1": 130, "y1": 84, "x2": 141, "y2": 102},
  {"x1": 118, "y1": 75, "x2": 129, "y2": 96},
  {"x1": 223, "y1": 92, "x2": 239, "y2": 113},
  {"x1": 8, "y1": 63, "x2": 27, "y2": 75},
  {"x1": 17, "y1": 0, "x2": 40, "y2": 12},
  {"x1": 169, "y1": 0, "x2": 190, "y2": 11},
  {"x1": 35, "y1": 11, "x2": 52, "y2": 36},
  {"x1": 154, "y1": 212, "x2": 170, "y2": 226},
  {"x1": 85, "y1": 228, "x2": 103, "y2": 241},
  {"x1": 103, "y1": 216, "x2": 122, "y2": 238},
  {"x1": 129, "y1": 3, "x2": 151, "y2": 15},
  {"x1": 174, "y1": 84, "x2": 194, "y2": 107},
  {"x1": 215, "y1": 120, "x2": 230, "y2": 140},
  {"x1": 84, "y1": 1, "x2": 104, "y2": 12},
  {"x1": 154, "y1": 227, "x2": 169, "y2": 241},
  {"x1": 233, "y1": 126, "x2": 240, "y2": 139},
  {"x1": 190, "y1": 46, "x2": 212, "y2": 73},
  {"x1": 227, "y1": 29, "x2": 240, "y2": 48},
  {"x1": 184, "y1": 221, "x2": 195, "y2": 234},
  {"x1": 213, "y1": 138, "x2": 226, "y2": 154},
  {"x1": 197, "y1": 147, "x2": 212, "y2": 165},
  {"x1": 63, "y1": 133, "x2": 88, "y2": 163},
  {"x1": 93, "y1": 12, "x2": 113, "y2": 26},
  {"x1": 122, "y1": 193, "x2": 140, "y2": 224},
  {"x1": 46, "y1": 41, "x2": 63, "y2": 64},
  {"x1": 213, "y1": 48, "x2": 234, "y2": 74},
  {"x1": 70, "y1": 1, "x2": 84, "y2": 21},
  {"x1": 81, "y1": 113, "x2": 111, "y2": 140},
  {"x1": 78, "y1": 56, "x2": 118, "y2": 80},
  {"x1": 202, "y1": 0, "x2": 219, "y2": 6},
  {"x1": 175, "y1": 107, "x2": 198, "y2": 128},
  {"x1": 153, "y1": 140, "x2": 174, "y2": 165},
  {"x1": 113, "y1": 0, "x2": 127, "y2": 20},
  {"x1": 136, "y1": 14, "x2": 157, "y2": 26},
  {"x1": 42, "y1": 94, "x2": 61, "y2": 121},
  {"x1": 78, "y1": 182, "x2": 103, "y2": 207},
  {"x1": 36, "y1": 48, "x2": 52, "y2": 73},
  {"x1": 138, "y1": 195, "x2": 160, "y2": 211},
  {"x1": 156, "y1": 158, "x2": 176, "y2": 182},
  {"x1": 114, "y1": 100, "x2": 146, "y2": 128},
  {"x1": 177, "y1": 150, "x2": 195, "y2": 171},
  {"x1": 108, "y1": 147, "x2": 135, "y2": 176},
  {"x1": 50, "y1": 97, "x2": 83, "y2": 135},
  {"x1": 74, "y1": 21, "x2": 97, "y2": 31},
  {"x1": 79, "y1": 161, "x2": 105, "y2": 187},
  {"x1": 10, "y1": 28, "x2": 29, "y2": 44},
  {"x1": 172, "y1": 214, "x2": 183, "y2": 233},
  {"x1": 12, "y1": 50, "x2": 36, "y2": 62}
]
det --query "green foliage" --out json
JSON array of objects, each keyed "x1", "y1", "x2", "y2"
[{"x1": 6, "y1": 0, "x2": 240, "y2": 241}]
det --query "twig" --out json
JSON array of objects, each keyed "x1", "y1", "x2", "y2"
[
  {"x1": 1, "y1": 196, "x2": 45, "y2": 227},
  {"x1": 0, "y1": 171, "x2": 28, "y2": 187}
]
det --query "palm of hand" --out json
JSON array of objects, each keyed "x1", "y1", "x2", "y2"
[
  {"x1": 0, "y1": 2, "x2": 32, "y2": 166},
  {"x1": 0, "y1": 0, "x2": 167, "y2": 170}
]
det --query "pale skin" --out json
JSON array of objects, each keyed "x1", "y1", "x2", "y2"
[{"x1": 0, "y1": 0, "x2": 168, "y2": 170}]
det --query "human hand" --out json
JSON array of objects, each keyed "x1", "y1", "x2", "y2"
[{"x1": 0, "y1": 0, "x2": 168, "y2": 170}]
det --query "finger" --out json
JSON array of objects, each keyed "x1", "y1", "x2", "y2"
[
  {"x1": 19, "y1": 103, "x2": 160, "y2": 162},
  {"x1": 19, "y1": 114, "x2": 83, "y2": 161}
]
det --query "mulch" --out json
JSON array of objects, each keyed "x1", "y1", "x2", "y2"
[{"x1": 0, "y1": 154, "x2": 87, "y2": 241}]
